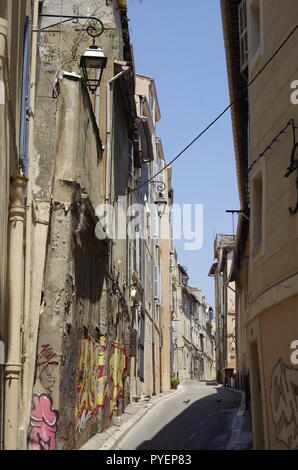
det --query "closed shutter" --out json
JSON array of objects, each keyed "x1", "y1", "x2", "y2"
[
  {"x1": 138, "y1": 309, "x2": 145, "y2": 381},
  {"x1": 152, "y1": 204, "x2": 159, "y2": 240},
  {"x1": 153, "y1": 264, "x2": 160, "y2": 301},
  {"x1": 140, "y1": 239, "x2": 145, "y2": 286},
  {"x1": 140, "y1": 163, "x2": 149, "y2": 202}
]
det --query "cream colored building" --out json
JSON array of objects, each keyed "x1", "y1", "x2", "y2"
[
  {"x1": 132, "y1": 74, "x2": 172, "y2": 397},
  {"x1": 209, "y1": 235, "x2": 236, "y2": 385},
  {"x1": 171, "y1": 265, "x2": 216, "y2": 383},
  {"x1": 221, "y1": 0, "x2": 298, "y2": 450}
]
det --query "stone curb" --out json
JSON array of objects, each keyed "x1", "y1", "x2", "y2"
[
  {"x1": 223, "y1": 387, "x2": 246, "y2": 416},
  {"x1": 223, "y1": 388, "x2": 251, "y2": 450},
  {"x1": 80, "y1": 390, "x2": 178, "y2": 451}
]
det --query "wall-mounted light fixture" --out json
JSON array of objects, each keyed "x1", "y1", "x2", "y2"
[
  {"x1": 38, "y1": 14, "x2": 107, "y2": 94},
  {"x1": 134, "y1": 180, "x2": 167, "y2": 218},
  {"x1": 154, "y1": 184, "x2": 167, "y2": 218},
  {"x1": 80, "y1": 44, "x2": 107, "y2": 93}
]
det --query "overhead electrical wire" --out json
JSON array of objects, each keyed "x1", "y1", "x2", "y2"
[{"x1": 135, "y1": 23, "x2": 298, "y2": 192}]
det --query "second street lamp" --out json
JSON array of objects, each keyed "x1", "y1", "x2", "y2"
[
  {"x1": 132, "y1": 180, "x2": 167, "y2": 218},
  {"x1": 154, "y1": 190, "x2": 167, "y2": 218}
]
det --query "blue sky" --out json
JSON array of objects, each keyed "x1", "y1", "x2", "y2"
[{"x1": 128, "y1": 0, "x2": 239, "y2": 306}]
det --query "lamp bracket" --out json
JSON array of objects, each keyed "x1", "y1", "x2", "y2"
[
  {"x1": 38, "y1": 14, "x2": 105, "y2": 43},
  {"x1": 131, "y1": 180, "x2": 166, "y2": 193}
]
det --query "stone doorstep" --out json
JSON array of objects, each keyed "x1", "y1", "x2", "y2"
[{"x1": 79, "y1": 390, "x2": 177, "y2": 451}]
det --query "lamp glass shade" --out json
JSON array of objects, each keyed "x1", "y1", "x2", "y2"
[
  {"x1": 80, "y1": 45, "x2": 107, "y2": 93},
  {"x1": 154, "y1": 193, "x2": 167, "y2": 218}
]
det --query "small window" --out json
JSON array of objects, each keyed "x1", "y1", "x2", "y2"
[
  {"x1": 252, "y1": 172, "x2": 263, "y2": 251},
  {"x1": 0, "y1": 2, "x2": 7, "y2": 19},
  {"x1": 250, "y1": 0, "x2": 261, "y2": 59},
  {"x1": 149, "y1": 93, "x2": 155, "y2": 118},
  {"x1": 239, "y1": 0, "x2": 248, "y2": 73},
  {"x1": 153, "y1": 264, "x2": 160, "y2": 302}
]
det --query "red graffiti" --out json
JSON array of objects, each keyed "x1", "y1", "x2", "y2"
[
  {"x1": 37, "y1": 344, "x2": 58, "y2": 367},
  {"x1": 29, "y1": 394, "x2": 58, "y2": 450}
]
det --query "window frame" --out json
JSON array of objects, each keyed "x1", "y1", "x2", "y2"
[{"x1": 247, "y1": 0, "x2": 264, "y2": 73}]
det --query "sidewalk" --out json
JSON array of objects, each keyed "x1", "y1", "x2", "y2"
[
  {"x1": 224, "y1": 387, "x2": 253, "y2": 450},
  {"x1": 80, "y1": 390, "x2": 177, "y2": 450}
]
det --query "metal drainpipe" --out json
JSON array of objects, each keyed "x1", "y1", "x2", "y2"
[
  {"x1": 94, "y1": 69, "x2": 100, "y2": 127},
  {"x1": 21, "y1": 0, "x2": 38, "y2": 438},
  {"x1": 4, "y1": 176, "x2": 28, "y2": 450},
  {"x1": 0, "y1": 16, "x2": 8, "y2": 452},
  {"x1": 19, "y1": 16, "x2": 31, "y2": 176}
]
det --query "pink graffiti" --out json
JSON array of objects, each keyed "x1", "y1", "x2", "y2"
[{"x1": 29, "y1": 394, "x2": 58, "y2": 450}]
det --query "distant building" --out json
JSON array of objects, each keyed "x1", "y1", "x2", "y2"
[
  {"x1": 209, "y1": 235, "x2": 236, "y2": 386},
  {"x1": 171, "y1": 265, "x2": 216, "y2": 383}
]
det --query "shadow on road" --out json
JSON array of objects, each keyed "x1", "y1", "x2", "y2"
[{"x1": 135, "y1": 387, "x2": 241, "y2": 451}]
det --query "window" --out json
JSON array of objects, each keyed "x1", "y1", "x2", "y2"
[
  {"x1": 200, "y1": 334, "x2": 204, "y2": 352},
  {"x1": 149, "y1": 93, "x2": 155, "y2": 118},
  {"x1": 239, "y1": 0, "x2": 248, "y2": 73},
  {"x1": 137, "y1": 309, "x2": 145, "y2": 381},
  {"x1": 151, "y1": 204, "x2": 160, "y2": 243},
  {"x1": 153, "y1": 264, "x2": 161, "y2": 302},
  {"x1": 0, "y1": 2, "x2": 7, "y2": 19},
  {"x1": 252, "y1": 172, "x2": 263, "y2": 251},
  {"x1": 139, "y1": 239, "x2": 145, "y2": 287},
  {"x1": 249, "y1": 0, "x2": 261, "y2": 60}
]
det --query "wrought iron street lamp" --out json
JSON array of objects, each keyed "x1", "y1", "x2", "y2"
[
  {"x1": 80, "y1": 44, "x2": 107, "y2": 93},
  {"x1": 154, "y1": 188, "x2": 167, "y2": 218},
  {"x1": 38, "y1": 14, "x2": 107, "y2": 93},
  {"x1": 131, "y1": 179, "x2": 167, "y2": 218},
  {"x1": 79, "y1": 19, "x2": 107, "y2": 93}
]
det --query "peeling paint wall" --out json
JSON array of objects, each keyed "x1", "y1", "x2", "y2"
[
  {"x1": 27, "y1": 0, "x2": 137, "y2": 449},
  {"x1": 29, "y1": 72, "x2": 133, "y2": 449}
]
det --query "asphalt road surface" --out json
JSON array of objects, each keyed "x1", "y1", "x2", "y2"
[{"x1": 118, "y1": 381, "x2": 241, "y2": 450}]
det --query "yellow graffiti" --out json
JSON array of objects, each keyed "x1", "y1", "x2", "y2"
[
  {"x1": 75, "y1": 335, "x2": 128, "y2": 431},
  {"x1": 108, "y1": 341, "x2": 128, "y2": 419},
  {"x1": 75, "y1": 335, "x2": 107, "y2": 431}
]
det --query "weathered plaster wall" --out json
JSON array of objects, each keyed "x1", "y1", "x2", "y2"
[
  {"x1": 248, "y1": 295, "x2": 298, "y2": 450},
  {"x1": 29, "y1": 76, "x2": 132, "y2": 449},
  {"x1": 262, "y1": 296, "x2": 298, "y2": 450},
  {"x1": 29, "y1": 194, "x2": 128, "y2": 449}
]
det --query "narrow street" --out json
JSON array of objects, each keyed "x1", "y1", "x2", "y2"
[
  {"x1": 2, "y1": 0, "x2": 297, "y2": 452},
  {"x1": 118, "y1": 382, "x2": 243, "y2": 451}
]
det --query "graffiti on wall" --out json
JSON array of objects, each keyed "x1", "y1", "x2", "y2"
[
  {"x1": 270, "y1": 359, "x2": 298, "y2": 449},
  {"x1": 75, "y1": 334, "x2": 128, "y2": 432},
  {"x1": 29, "y1": 394, "x2": 59, "y2": 450},
  {"x1": 36, "y1": 344, "x2": 59, "y2": 391},
  {"x1": 75, "y1": 334, "x2": 107, "y2": 431},
  {"x1": 107, "y1": 340, "x2": 128, "y2": 420}
]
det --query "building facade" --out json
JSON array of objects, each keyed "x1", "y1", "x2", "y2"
[
  {"x1": 0, "y1": 0, "x2": 176, "y2": 450},
  {"x1": 221, "y1": 0, "x2": 298, "y2": 450},
  {"x1": 171, "y1": 265, "x2": 216, "y2": 383},
  {"x1": 209, "y1": 234, "x2": 236, "y2": 386}
]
